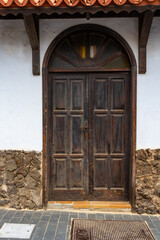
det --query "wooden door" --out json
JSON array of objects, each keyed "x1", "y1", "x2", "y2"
[
  {"x1": 49, "y1": 74, "x2": 89, "y2": 200},
  {"x1": 49, "y1": 72, "x2": 129, "y2": 201},
  {"x1": 89, "y1": 73, "x2": 129, "y2": 201}
]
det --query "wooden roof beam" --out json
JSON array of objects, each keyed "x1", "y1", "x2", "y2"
[
  {"x1": 139, "y1": 11, "x2": 154, "y2": 74},
  {"x1": 23, "y1": 14, "x2": 40, "y2": 75}
]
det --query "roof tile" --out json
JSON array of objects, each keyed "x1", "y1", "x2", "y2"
[{"x1": 0, "y1": 0, "x2": 158, "y2": 7}]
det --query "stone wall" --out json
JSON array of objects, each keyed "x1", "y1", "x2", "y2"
[
  {"x1": 0, "y1": 150, "x2": 42, "y2": 209},
  {"x1": 136, "y1": 149, "x2": 160, "y2": 214},
  {"x1": 0, "y1": 149, "x2": 160, "y2": 213}
]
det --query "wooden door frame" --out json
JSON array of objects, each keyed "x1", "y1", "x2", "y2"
[{"x1": 42, "y1": 24, "x2": 137, "y2": 208}]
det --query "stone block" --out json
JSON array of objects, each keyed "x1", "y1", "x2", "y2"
[
  {"x1": 0, "y1": 176, "x2": 3, "y2": 186},
  {"x1": 14, "y1": 174, "x2": 25, "y2": 188},
  {"x1": 16, "y1": 166, "x2": 28, "y2": 177},
  {"x1": 5, "y1": 160, "x2": 17, "y2": 172},
  {"x1": 136, "y1": 149, "x2": 160, "y2": 214},
  {"x1": 30, "y1": 189, "x2": 42, "y2": 207},
  {"x1": 29, "y1": 169, "x2": 41, "y2": 181},
  {"x1": 6, "y1": 171, "x2": 14, "y2": 181},
  {"x1": 26, "y1": 174, "x2": 38, "y2": 189},
  {"x1": 155, "y1": 182, "x2": 160, "y2": 197}
]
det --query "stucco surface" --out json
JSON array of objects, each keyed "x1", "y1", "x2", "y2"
[{"x1": 0, "y1": 18, "x2": 160, "y2": 150}]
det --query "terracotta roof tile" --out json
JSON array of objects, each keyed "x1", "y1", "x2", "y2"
[{"x1": 0, "y1": 0, "x2": 158, "y2": 7}]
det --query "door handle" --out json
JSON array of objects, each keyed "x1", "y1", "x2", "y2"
[{"x1": 80, "y1": 120, "x2": 88, "y2": 131}]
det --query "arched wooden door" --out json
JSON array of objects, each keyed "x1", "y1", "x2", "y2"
[{"x1": 43, "y1": 25, "x2": 137, "y2": 204}]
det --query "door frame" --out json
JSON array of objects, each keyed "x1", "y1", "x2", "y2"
[{"x1": 42, "y1": 24, "x2": 137, "y2": 208}]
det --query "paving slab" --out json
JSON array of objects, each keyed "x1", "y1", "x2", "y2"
[
  {"x1": 0, "y1": 209, "x2": 159, "y2": 240},
  {"x1": 0, "y1": 223, "x2": 35, "y2": 239}
]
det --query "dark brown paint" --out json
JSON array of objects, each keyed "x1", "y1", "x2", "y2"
[
  {"x1": 23, "y1": 14, "x2": 40, "y2": 75},
  {"x1": 139, "y1": 11, "x2": 154, "y2": 74}
]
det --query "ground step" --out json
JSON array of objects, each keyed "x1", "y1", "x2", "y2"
[{"x1": 47, "y1": 201, "x2": 131, "y2": 212}]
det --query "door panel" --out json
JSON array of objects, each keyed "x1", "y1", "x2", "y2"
[
  {"x1": 49, "y1": 73, "x2": 129, "y2": 201},
  {"x1": 71, "y1": 115, "x2": 83, "y2": 154},
  {"x1": 94, "y1": 115, "x2": 108, "y2": 153},
  {"x1": 49, "y1": 74, "x2": 89, "y2": 200},
  {"x1": 71, "y1": 80, "x2": 83, "y2": 110},
  {"x1": 111, "y1": 115, "x2": 124, "y2": 154},
  {"x1": 55, "y1": 159, "x2": 67, "y2": 188},
  {"x1": 94, "y1": 79, "x2": 108, "y2": 110},
  {"x1": 111, "y1": 79, "x2": 124, "y2": 110},
  {"x1": 111, "y1": 159, "x2": 124, "y2": 188},
  {"x1": 71, "y1": 159, "x2": 83, "y2": 188},
  {"x1": 54, "y1": 115, "x2": 67, "y2": 153},
  {"x1": 54, "y1": 80, "x2": 67, "y2": 110},
  {"x1": 94, "y1": 158, "x2": 107, "y2": 188},
  {"x1": 90, "y1": 73, "x2": 129, "y2": 201}
]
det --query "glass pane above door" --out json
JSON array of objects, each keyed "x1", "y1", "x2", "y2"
[{"x1": 49, "y1": 30, "x2": 130, "y2": 71}]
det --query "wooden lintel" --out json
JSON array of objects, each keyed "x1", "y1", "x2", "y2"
[
  {"x1": 139, "y1": 11, "x2": 154, "y2": 74},
  {"x1": 24, "y1": 14, "x2": 40, "y2": 75}
]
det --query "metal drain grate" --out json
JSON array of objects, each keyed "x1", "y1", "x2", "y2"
[{"x1": 70, "y1": 219, "x2": 156, "y2": 240}]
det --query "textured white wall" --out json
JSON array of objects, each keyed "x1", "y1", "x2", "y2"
[
  {"x1": 0, "y1": 18, "x2": 159, "y2": 150},
  {"x1": 0, "y1": 20, "x2": 41, "y2": 150}
]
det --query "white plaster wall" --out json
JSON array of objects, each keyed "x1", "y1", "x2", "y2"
[
  {"x1": 0, "y1": 20, "x2": 41, "y2": 150},
  {"x1": 0, "y1": 17, "x2": 159, "y2": 150}
]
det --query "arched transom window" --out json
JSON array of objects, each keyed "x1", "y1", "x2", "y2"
[{"x1": 49, "y1": 30, "x2": 130, "y2": 71}]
